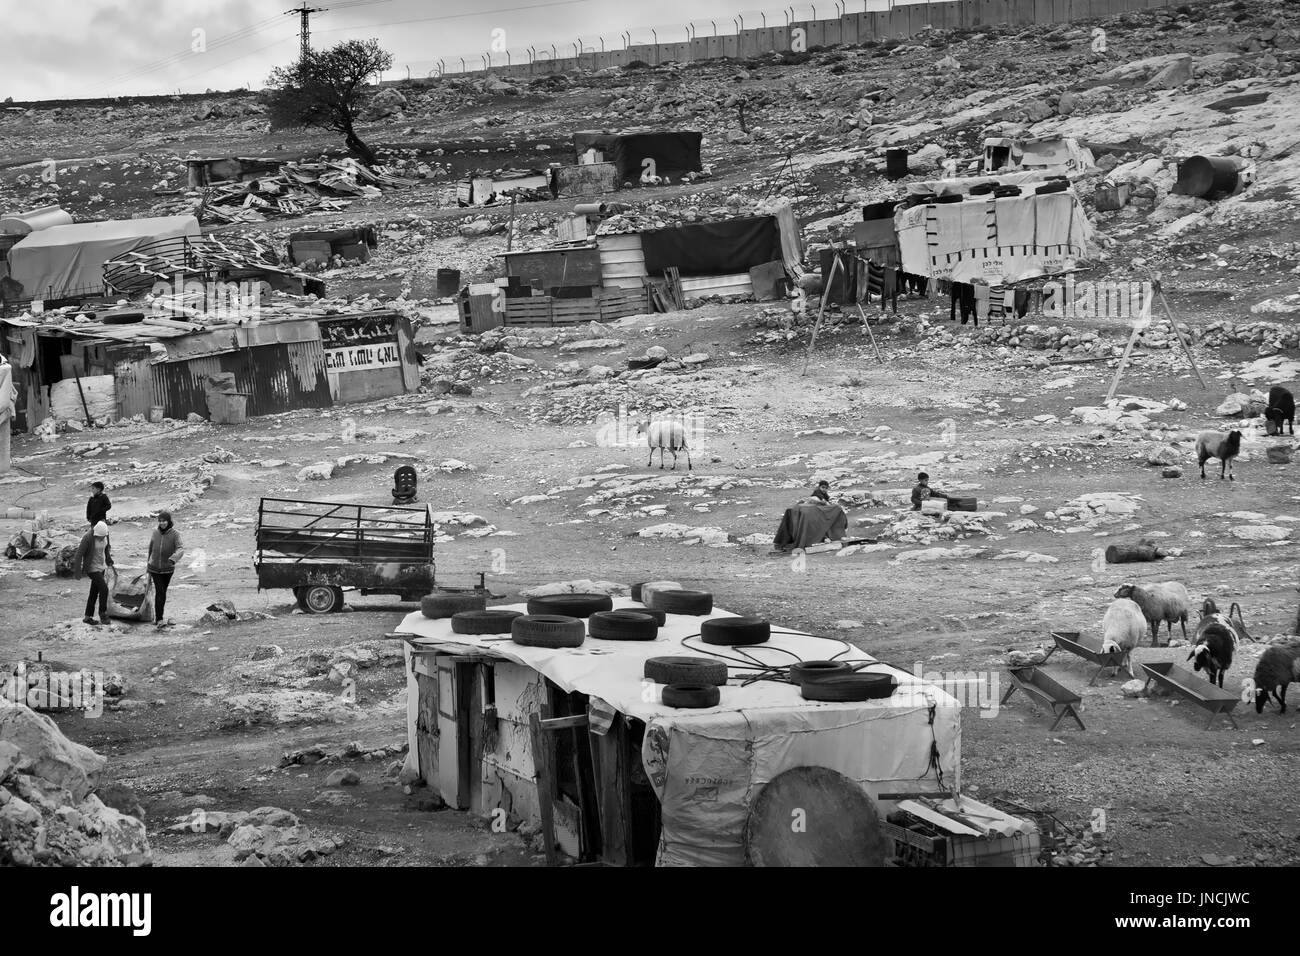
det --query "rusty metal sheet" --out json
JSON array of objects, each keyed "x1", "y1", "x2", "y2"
[
  {"x1": 236, "y1": 318, "x2": 322, "y2": 348},
  {"x1": 108, "y1": 344, "x2": 153, "y2": 420}
]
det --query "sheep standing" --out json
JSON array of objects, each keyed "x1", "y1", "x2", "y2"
[
  {"x1": 1189, "y1": 601, "x2": 1236, "y2": 688},
  {"x1": 1195, "y1": 429, "x2": 1242, "y2": 480},
  {"x1": 1100, "y1": 597, "x2": 1147, "y2": 677},
  {"x1": 1265, "y1": 385, "x2": 1295, "y2": 437},
  {"x1": 1244, "y1": 641, "x2": 1300, "y2": 714},
  {"x1": 636, "y1": 419, "x2": 692, "y2": 471},
  {"x1": 1114, "y1": 582, "x2": 1190, "y2": 646}
]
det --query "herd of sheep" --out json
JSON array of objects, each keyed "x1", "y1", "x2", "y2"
[{"x1": 1101, "y1": 582, "x2": 1300, "y2": 714}]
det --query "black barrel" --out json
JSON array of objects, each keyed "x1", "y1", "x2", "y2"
[
  {"x1": 1175, "y1": 156, "x2": 1241, "y2": 198},
  {"x1": 436, "y1": 268, "x2": 461, "y2": 297},
  {"x1": 885, "y1": 148, "x2": 908, "y2": 179}
]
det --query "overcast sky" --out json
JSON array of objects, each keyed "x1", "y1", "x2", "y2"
[{"x1": 0, "y1": 0, "x2": 904, "y2": 102}]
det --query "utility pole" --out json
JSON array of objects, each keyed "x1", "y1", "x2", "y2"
[{"x1": 285, "y1": 3, "x2": 326, "y2": 60}]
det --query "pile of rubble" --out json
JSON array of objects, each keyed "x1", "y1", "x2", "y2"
[
  {"x1": 0, "y1": 698, "x2": 151, "y2": 866},
  {"x1": 871, "y1": 510, "x2": 998, "y2": 545},
  {"x1": 168, "y1": 805, "x2": 344, "y2": 866},
  {"x1": 197, "y1": 159, "x2": 419, "y2": 224}
]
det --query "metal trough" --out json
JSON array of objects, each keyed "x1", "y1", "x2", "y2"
[
  {"x1": 1044, "y1": 630, "x2": 1128, "y2": 685},
  {"x1": 1001, "y1": 666, "x2": 1084, "y2": 731},
  {"x1": 1140, "y1": 661, "x2": 1241, "y2": 730}
]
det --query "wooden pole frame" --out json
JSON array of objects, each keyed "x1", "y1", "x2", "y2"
[{"x1": 1106, "y1": 276, "x2": 1207, "y2": 401}]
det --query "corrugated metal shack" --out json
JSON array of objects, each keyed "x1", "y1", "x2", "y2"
[{"x1": 0, "y1": 309, "x2": 418, "y2": 431}]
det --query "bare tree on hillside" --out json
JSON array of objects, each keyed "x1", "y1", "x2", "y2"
[{"x1": 263, "y1": 38, "x2": 392, "y2": 166}]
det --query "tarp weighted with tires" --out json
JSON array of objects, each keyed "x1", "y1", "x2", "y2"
[{"x1": 397, "y1": 597, "x2": 960, "y2": 866}]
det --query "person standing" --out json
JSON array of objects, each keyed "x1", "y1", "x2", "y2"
[
  {"x1": 86, "y1": 481, "x2": 112, "y2": 528},
  {"x1": 147, "y1": 510, "x2": 185, "y2": 628},
  {"x1": 0, "y1": 353, "x2": 14, "y2": 476},
  {"x1": 74, "y1": 521, "x2": 114, "y2": 625}
]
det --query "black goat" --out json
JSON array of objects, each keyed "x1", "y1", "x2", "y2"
[
  {"x1": 1188, "y1": 609, "x2": 1235, "y2": 689},
  {"x1": 1265, "y1": 385, "x2": 1295, "y2": 436}
]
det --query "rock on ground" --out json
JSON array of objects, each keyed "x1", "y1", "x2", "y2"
[{"x1": 0, "y1": 699, "x2": 149, "y2": 866}]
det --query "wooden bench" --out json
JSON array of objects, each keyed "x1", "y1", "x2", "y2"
[{"x1": 1000, "y1": 666, "x2": 1085, "y2": 731}]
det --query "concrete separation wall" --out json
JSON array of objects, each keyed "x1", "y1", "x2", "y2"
[{"x1": 385, "y1": 0, "x2": 1174, "y2": 84}]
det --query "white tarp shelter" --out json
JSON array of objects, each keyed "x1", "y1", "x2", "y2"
[
  {"x1": 397, "y1": 597, "x2": 961, "y2": 866},
  {"x1": 895, "y1": 187, "x2": 1092, "y2": 285},
  {"x1": 6, "y1": 215, "x2": 200, "y2": 300},
  {"x1": 982, "y1": 136, "x2": 1094, "y2": 176}
]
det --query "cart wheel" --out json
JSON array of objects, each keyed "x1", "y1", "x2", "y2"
[{"x1": 301, "y1": 585, "x2": 343, "y2": 614}]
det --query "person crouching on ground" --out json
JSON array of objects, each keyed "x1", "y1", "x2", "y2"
[
  {"x1": 911, "y1": 472, "x2": 950, "y2": 511},
  {"x1": 74, "y1": 521, "x2": 114, "y2": 625},
  {"x1": 147, "y1": 510, "x2": 185, "y2": 629},
  {"x1": 810, "y1": 480, "x2": 831, "y2": 503}
]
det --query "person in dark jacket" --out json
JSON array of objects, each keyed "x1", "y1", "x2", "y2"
[
  {"x1": 146, "y1": 510, "x2": 185, "y2": 628},
  {"x1": 73, "y1": 521, "x2": 114, "y2": 625},
  {"x1": 810, "y1": 480, "x2": 831, "y2": 503},
  {"x1": 911, "y1": 472, "x2": 950, "y2": 511},
  {"x1": 86, "y1": 482, "x2": 112, "y2": 527}
]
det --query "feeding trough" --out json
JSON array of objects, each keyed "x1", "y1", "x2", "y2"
[
  {"x1": 1041, "y1": 630, "x2": 1128, "y2": 686},
  {"x1": 1000, "y1": 666, "x2": 1085, "y2": 731},
  {"x1": 1139, "y1": 662, "x2": 1241, "y2": 730}
]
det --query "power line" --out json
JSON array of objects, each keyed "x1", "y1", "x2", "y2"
[
  {"x1": 107, "y1": 0, "x2": 391, "y2": 89},
  {"x1": 310, "y1": 0, "x2": 592, "y2": 35},
  {"x1": 108, "y1": 14, "x2": 286, "y2": 86}
]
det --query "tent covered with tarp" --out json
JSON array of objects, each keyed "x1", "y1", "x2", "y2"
[
  {"x1": 894, "y1": 186, "x2": 1092, "y2": 285},
  {"x1": 639, "y1": 215, "x2": 782, "y2": 277},
  {"x1": 6, "y1": 215, "x2": 201, "y2": 300},
  {"x1": 573, "y1": 130, "x2": 703, "y2": 182},
  {"x1": 772, "y1": 502, "x2": 848, "y2": 552}
]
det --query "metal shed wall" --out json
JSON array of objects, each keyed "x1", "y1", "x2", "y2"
[{"x1": 152, "y1": 340, "x2": 332, "y2": 419}]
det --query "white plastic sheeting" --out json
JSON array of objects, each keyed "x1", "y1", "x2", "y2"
[{"x1": 895, "y1": 188, "x2": 1092, "y2": 284}]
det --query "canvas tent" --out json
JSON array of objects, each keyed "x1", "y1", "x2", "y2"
[
  {"x1": 6, "y1": 215, "x2": 201, "y2": 301},
  {"x1": 894, "y1": 187, "x2": 1092, "y2": 285},
  {"x1": 573, "y1": 131, "x2": 703, "y2": 182}
]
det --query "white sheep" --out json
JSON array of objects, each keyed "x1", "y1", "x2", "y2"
[
  {"x1": 636, "y1": 418, "x2": 692, "y2": 471},
  {"x1": 1114, "y1": 581, "x2": 1191, "y2": 647},
  {"x1": 1101, "y1": 597, "x2": 1147, "y2": 678}
]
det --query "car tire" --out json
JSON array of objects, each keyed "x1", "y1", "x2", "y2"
[
  {"x1": 629, "y1": 607, "x2": 667, "y2": 626},
  {"x1": 701, "y1": 616, "x2": 770, "y2": 646},
  {"x1": 588, "y1": 610, "x2": 659, "y2": 641},
  {"x1": 511, "y1": 614, "x2": 586, "y2": 648},
  {"x1": 644, "y1": 656, "x2": 728, "y2": 686},
  {"x1": 451, "y1": 609, "x2": 524, "y2": 635},
  {"x1": 662, "y1": 683, "x2": 721, "y2": 708},
  {"x1": 645, "y1": 589, "x2": 713, "y2": 615},
  {"x1": 421, "y1": 591, "x2": 488, "y2": 619},
  {"x1": 630, "y1": 583, "x2": 645, "y2": 602},
  {"x1": 799, "y1": 673, "x2": 898, "y2": 702},
  {"x1": 525, "y1": 593, "x2": 613, "y2": 618},
  {"x1": 788, "y1": 660, "x2": 853, "y2": 684},
  {"x1": 301, "y1": 585, "x2": 343, "y2": 614}
]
